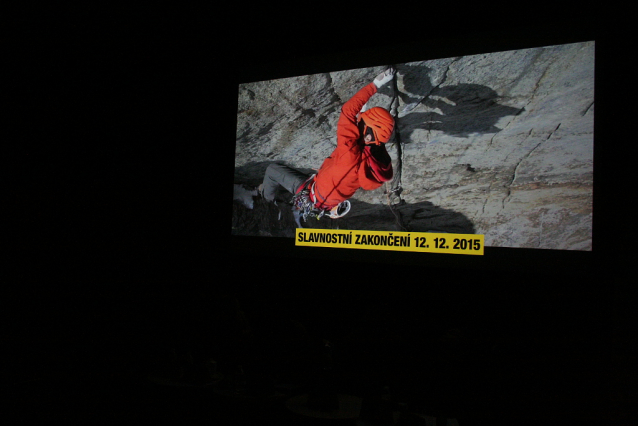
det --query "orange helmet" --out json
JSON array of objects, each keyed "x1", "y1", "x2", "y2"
[{"x1": 359, "y1": 107, "x2": 394, "y2": 144}]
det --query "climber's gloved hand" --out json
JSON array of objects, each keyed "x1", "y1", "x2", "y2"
[{"x1": 373, "y1": 67, "x2": 396, "y2": 88}]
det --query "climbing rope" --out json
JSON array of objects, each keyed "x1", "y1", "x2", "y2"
[{"x1": 387, "y1": 66, "x2": 408, "y2": 231}]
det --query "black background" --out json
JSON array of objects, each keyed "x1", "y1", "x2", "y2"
[{"x1": 7, "y1": 6, "x2": 635, "y2": 425}]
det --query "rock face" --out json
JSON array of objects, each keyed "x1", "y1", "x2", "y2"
[{"x1": 233, "y1": 41, "x2": 594, "y2": 251}]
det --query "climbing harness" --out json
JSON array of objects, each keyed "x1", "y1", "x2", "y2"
[
  {"x1": 291, "y1": 189, "x2": 351, "y2": 222},
  {"x1": 290, "y1": 174, "x2": 351, "y2": 222},
  {"x1": 291, "y1": 187, "x2": 325, "y2": 222}
]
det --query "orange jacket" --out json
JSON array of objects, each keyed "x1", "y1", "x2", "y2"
[{"x1": 311, "y1": 82, "x2": 393, "y2": 210}]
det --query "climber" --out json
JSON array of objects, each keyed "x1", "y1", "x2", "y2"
[{"x1": 260, "y1": 67, "x2": 396, "y2": 221}]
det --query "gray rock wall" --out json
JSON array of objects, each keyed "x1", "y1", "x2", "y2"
[{"x1": 234, "y1": 41, "x2": 594, "y2": 251}]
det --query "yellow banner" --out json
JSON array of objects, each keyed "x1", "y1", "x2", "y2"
[{"x1": 295, "y1": 229, "x2": 484, "y2": 255}]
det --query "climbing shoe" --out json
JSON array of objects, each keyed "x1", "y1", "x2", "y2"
[{"x1": 328, "y1": 200, "x2": 351, "y2": 219}]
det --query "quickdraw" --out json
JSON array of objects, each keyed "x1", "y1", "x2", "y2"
[
  {"x1": 291, "y1": 188, "x2": 326, "y2": 222},
  {"x1": 290, "y1": 175, "x2": 323, "y2": 222},
  {"x1": 290, "y1": 175, "x2": 351, "y2": 222}
]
